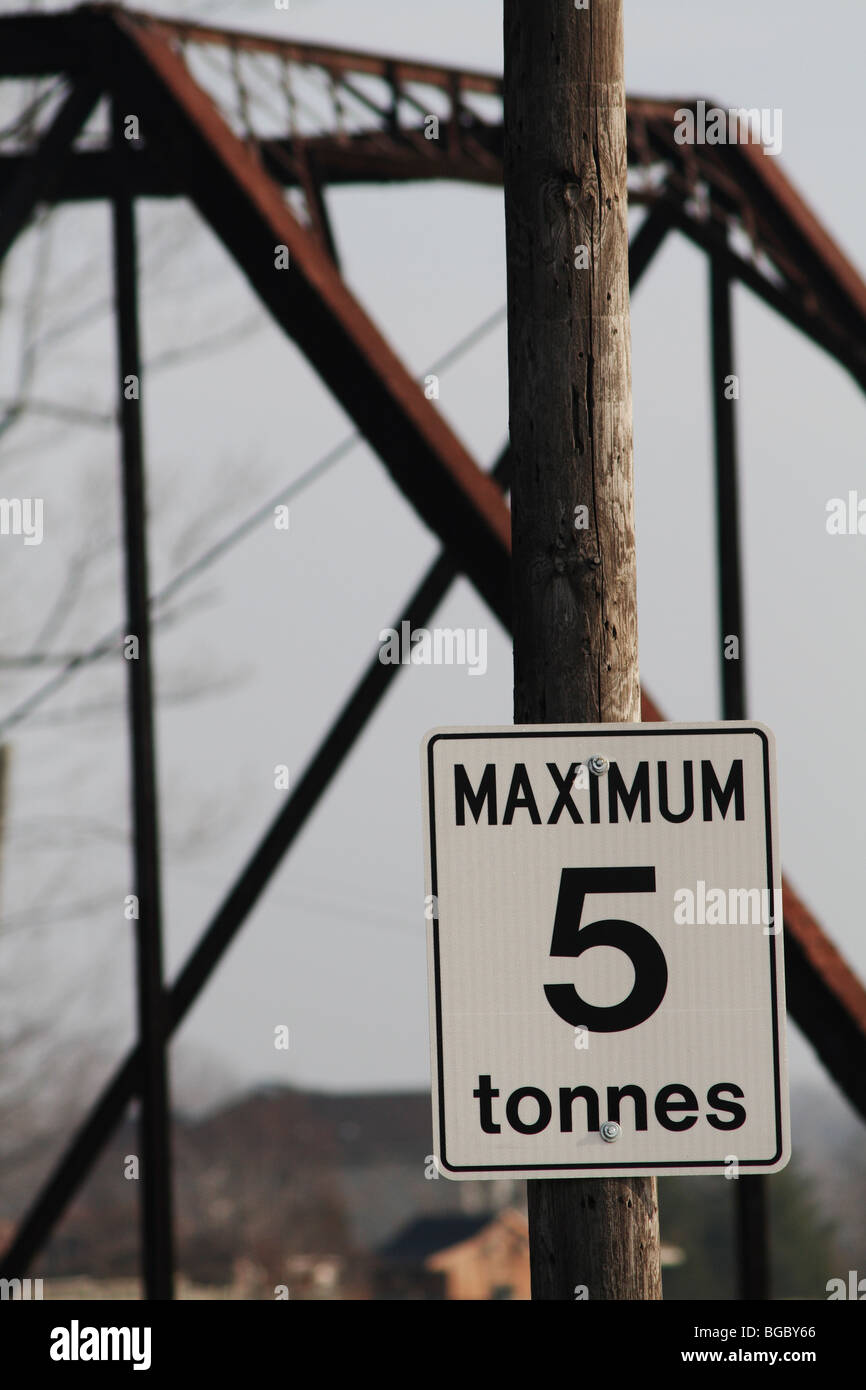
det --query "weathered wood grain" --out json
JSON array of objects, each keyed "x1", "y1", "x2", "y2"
[{"x1": 504, "y1": 0, "x2": 662, "y2": 1302}]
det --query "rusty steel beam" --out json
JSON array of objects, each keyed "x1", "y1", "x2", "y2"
[
  {"x1": 629, "y1": 98, "x2": 866, "y2": 339},
  {"x1": 123, "y1": 10, "x2": 503, "y2": 95},
  {"x1": 781, "y1": 880, "x2": 866, "y2": 1115},
  {"x1": 0, "y1": 130, "x2": 504, "y2": 201},
  {"x1": 0, "y1": 5, "x2": 861, "y2": 326},
  {"x1": 732, "y1": 138, "x2": 866, "y2": 337},
  {"x1": 293, "y1": 128, "x2": 503, "y2": 186},
  {"x1": 95, "y1": 9, "x2": 513, "y2": 625},
  {"x1": 1, "y1": 61, "x2": 863, "y2": 382},
  {"x1": 4, "y1": 152, "x2": 861, "y2": 386},
  {"x1": 626, "y1": 105, "x2": 866, "y2": 387},
  {"x1": 0, "y1": 135, "x2": 497, "y2": 200},
  {"x1": 655, "y1": 197, "x2": 866, "y2": 390},
  {"x1": 0, "y1": 6, "x2": 498, "y2": 91},
  {"x1": 0, "y1": 130, "x2": 860, "y2": 382},
  {"x1": 2, "y1": 15, "x2": 864, "y2": 381}
]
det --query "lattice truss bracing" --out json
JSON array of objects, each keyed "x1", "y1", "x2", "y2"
[{"x1": 1, "y1": 4, "x2": 865, "y2": 1281}]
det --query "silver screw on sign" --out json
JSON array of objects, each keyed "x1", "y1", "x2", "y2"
[
  {"x1": 588, "y1": 755, "x2": 609, "y2": 776},
  {"x1": 600, "y1": 1121, "x2": 621, "y2": 1143}
]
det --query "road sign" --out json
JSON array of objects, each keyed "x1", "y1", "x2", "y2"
[{"x1": 421, "y1": 722, "x2": 789, "y2": 1179}]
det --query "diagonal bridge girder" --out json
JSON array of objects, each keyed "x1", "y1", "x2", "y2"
[{"x1": 100, "y1": 9, "x2": 514, "y2": 627}]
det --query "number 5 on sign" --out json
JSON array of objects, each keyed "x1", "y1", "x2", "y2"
[{"x1": 545, "y1": 867, "x2": 667, "y2": 1032}]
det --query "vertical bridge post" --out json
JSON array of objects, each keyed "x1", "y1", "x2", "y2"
[
  {"x1": 112, "y1": 101, "x2": 174, "y2": 1301},
  {"x1": 710, "y1": 252, "x2": 769, "y2": 1301}
]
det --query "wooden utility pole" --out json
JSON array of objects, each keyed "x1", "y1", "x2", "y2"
[{"x1": 503, "y1": 1, "x2": 662, "y2": 1299}]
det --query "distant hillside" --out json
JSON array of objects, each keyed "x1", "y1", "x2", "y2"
[
  {"x1": 2, "y1": 1078, "x2": 861, "y2": 1294},
  {"x1": 11, "y1": 1083, "x2": 515, "y2": 1283}
]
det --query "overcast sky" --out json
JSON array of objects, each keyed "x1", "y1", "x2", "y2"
[{"x1": 1, "y1": 0, "x2": 865, "y2": 1130}]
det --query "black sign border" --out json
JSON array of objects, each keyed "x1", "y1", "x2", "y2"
[{"x1": 426, "y1": 725, "x2": 785, "y2": 1175}]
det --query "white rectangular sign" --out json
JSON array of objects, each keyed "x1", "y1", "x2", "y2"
[{"x1": 421, "y1": 722, "x2": 790, "y2": 1179}]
